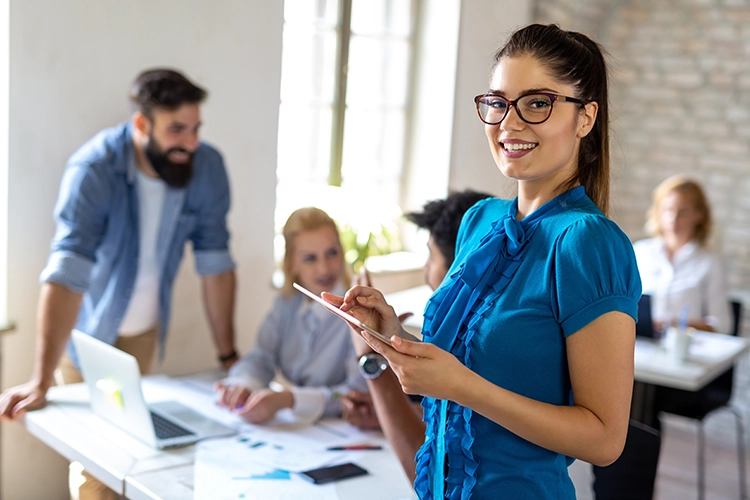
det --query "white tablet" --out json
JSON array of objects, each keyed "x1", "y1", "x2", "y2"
[{"x1": 292, "y1": 282, "x2": 393, "y2": 347}]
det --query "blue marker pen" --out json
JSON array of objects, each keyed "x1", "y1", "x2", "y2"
[{"x1": 679, "y1": 305, "x2": 689, "y2": 332}]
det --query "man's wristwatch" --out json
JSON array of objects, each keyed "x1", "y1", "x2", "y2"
[
  {"x1": 358, "y1": 353, "x2": 388, "y2": 379},
  {"x1": 218, "y1": 349, "x2": 238, "y2": 364}
]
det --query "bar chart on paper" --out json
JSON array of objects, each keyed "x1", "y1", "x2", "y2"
[{"x1": 194, "y1": 436, "x2": 340, "y2": 499}]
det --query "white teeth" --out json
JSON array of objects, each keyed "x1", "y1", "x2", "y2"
[{"x1": 503, "y1": 143, "x2": 536, "y2": 151}]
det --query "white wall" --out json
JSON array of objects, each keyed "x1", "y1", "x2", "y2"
[
  {"x1": 447, "y1": 0, "x2": 532, "y2": 198},
  {"x1": 1, "y1": 1, "x2": 282, "y2": 498}
]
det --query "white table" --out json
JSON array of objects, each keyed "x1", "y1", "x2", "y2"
[
  {"x1": 634, "y1": 331, "x2": 748, "y2": 391},
  {"x1": 631, "y1": 331, "x2": 748, "y2": 427},
  {"x1": 22, "y1": 372, "x2": 416, "y2": 500}
]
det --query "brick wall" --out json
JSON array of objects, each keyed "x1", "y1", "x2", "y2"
[
  {"x1": 534, "y1": 0, "x2": 750, "y2": 307},
  {"x1": 534, "y1": 1, "x2": 750, "y2": 440}
]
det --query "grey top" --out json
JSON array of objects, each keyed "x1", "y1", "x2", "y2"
[{"x1": 226, "y1": 284, "x2": 367, "y2": 420}]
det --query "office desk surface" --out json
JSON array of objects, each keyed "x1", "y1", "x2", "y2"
[
  {"x1": 634, "y1": 331, "x2": 748, "y2": 391},
  {"x1": 22, "y1": 372, "x2": 416, "y2": 499}
]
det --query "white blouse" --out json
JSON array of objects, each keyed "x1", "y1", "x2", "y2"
[{"x1": 633, "y1": 237, "x2": 730, "y2": 333}]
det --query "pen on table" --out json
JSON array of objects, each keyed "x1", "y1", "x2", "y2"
[{"x1": 326, "y1": 445, "x2": 383, "y2": 451}]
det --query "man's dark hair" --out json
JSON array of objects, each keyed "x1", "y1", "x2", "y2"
[
  {"x1": 129, "y1": 68, "x2": 207, "y2": 118},
  {"x1": 406, "y1": 189, "x2": 493, "y2": 267}
]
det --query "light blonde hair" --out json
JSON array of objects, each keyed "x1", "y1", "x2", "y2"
[
  {"x1": 645, "y1": 175, "x2": 712, "y2": 246},
  {"x1": 281, "y1": 207, "x2": 351, "y2": 297}
]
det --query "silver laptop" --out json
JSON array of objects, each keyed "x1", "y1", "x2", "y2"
[{"x1": 71, "y1": 330, "x2": 235, "y2": 449}]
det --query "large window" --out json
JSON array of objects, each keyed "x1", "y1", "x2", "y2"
[{"x1": 277, "y1": 0, "x2": 415, "y2": 207}]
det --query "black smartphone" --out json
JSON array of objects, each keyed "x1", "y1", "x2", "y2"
[{"x1": 299, "y1": 462, "x2": 369, "y2": 484}]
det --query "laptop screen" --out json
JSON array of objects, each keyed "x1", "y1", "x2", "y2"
[{"x1": 635, "y1": 294, "x2": 655, "y2": 338}]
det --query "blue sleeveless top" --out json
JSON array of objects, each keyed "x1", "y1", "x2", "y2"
[{"x1": 414, "y1": 187, "x2": 641, "y2": 499}]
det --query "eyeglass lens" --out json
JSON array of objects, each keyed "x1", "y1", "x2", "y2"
[{"x1": 477, "y1": 94, "x2": 554, "y2": 124}]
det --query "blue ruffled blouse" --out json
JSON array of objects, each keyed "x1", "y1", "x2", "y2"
[{"x1": 415, "y1": 187, "x2": 641, "y2": 499}]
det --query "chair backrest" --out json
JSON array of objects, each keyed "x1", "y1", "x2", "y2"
[
  {"x1": 730, "y1": 300, "x2": 742, "y2": 337},
  {"x1": 593, "y1": 420, "x2": 661, "y2": 499},
  {"x1": 698, "y1": 299, "x2": 742, "y2": 408}
]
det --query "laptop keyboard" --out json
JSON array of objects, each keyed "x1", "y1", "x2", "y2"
[{"x1": 150, "y1": 411, "x2": 195, "y2": 440}]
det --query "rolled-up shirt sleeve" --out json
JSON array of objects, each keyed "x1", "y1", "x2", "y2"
[
  {"x1": 191, "y1": 149, "x2": 235, "y2": 276},
  {"x1": 39, "y1": 164, "x2": 110, "y2": 293},
  {"x1": 194, "y1": 249, "x2": 235, "y2": 276},
  {"x1": 290, "y1": 386, "x2": 328, "y2": 421}
]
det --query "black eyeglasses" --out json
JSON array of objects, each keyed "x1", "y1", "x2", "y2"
[{"x1": 473, "y1": 92, "x2": 586, "y2": 125}]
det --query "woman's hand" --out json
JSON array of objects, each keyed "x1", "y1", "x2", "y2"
[
  {"x1": 234, "y1": 389, "x2": 293, "y2": 424},
  {"x1": 357, "y1": 329, "x2": 473, "y2": 402},
  {"x1": 322, "y1": 285, "x2": 405, "y2": 356},
  {"x1": 214, "y1": 382, "x2": 250, "y2": 409}
]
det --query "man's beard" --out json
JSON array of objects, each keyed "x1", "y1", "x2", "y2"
[{"x1": 145, "y1": 134, "x2": 194, "y2": 188}]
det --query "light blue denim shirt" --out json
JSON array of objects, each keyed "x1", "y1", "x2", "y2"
[{"x1": 40, "y1": 122, "x2": 235, "y2": 365}]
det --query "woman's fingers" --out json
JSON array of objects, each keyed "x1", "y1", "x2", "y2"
[
  {"x1": 321, "y1": 291, "x2": 344, "y2": 307},
  {"x1": 228, "y1": 387, "x2": 250, "y2": 409},
  {"x1": 390, "y1": 336, "x2": 431, "y2": 357}
]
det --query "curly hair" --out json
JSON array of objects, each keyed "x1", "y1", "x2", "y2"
[{"x1": 406, "y1": 190, "x2": 493, "y2": 267}]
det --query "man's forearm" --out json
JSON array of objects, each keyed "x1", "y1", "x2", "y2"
[
  {"x1": 202, "y1": 270, "x2": 237, "y2": 359},
  {"x1": 33, "y1": 282, "x2": 84, "y2": 389},
  {"x1": 367, "y1": 371, "x2": 426, "y2": 482}
]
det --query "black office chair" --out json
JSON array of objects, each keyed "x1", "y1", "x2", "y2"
[
  {"x1": 592, "y1": 420, "x2": 661, "y2": 499},
  {"x1": 656, "y1": 300, "x2": 746, "y2": 500}
]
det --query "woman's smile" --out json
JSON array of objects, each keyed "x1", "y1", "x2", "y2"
[{"x1": 500, "y1": 139, "x2": 538, "y2": 158}]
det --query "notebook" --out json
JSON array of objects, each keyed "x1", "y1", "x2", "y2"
[{"x1": 71, "y1": 330, "x2": 235, "y2": 449}]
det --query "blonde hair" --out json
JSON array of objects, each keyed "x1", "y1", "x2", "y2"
[
  {"x1": 281, "y1": 207, "x2": 350, "y2": 297},
  {"x1": 645, "y1": 175, "x2": 712, "y2": 246}
]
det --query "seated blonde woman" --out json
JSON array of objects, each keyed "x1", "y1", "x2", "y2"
[
  {"x1": 633, "y1": 175, "x2": 730, "y2": 334},
  {"x1": 215, "y1": 207, "x2": 367, "y2": 424}
]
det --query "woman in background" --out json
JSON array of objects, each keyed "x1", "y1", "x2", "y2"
[
  {"x1": 633, "y1": 175, "x2": 730, "y2": 334},
  {"x1": 215, "y1": 207, "x2": 366, "y2": 424},
  {"x1": 634, "y1": 176, "x2": 731, "y2": 433}
]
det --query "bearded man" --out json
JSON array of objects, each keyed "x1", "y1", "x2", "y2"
[{"x1": 0, "y1": 68, "x2": 239, "y2": 499}]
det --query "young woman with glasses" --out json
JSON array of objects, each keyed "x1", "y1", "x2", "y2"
[{"x1": 324, "y1": 24, "x2": 641, "y2": 498}]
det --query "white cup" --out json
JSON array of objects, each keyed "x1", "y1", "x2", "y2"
[{"x1": 664, "y1": 326, "x2": 693, "y2": 362}]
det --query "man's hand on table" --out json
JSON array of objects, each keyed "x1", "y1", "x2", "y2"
[{"x1": 0, "y1": 380, "x2": 49, "y2": 421}]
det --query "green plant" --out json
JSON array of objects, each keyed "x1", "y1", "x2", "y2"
[{"x1": 338, "y1": 221, "x2": 402, "y2": 273}]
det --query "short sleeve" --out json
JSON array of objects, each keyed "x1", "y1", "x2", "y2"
[{"x1": 551, "y1": 216, "x2": 642, "y2": 337}]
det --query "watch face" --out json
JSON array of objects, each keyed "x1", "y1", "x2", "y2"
[
  {"x1": 359, "y1": 354, "x2": 387, "y2": 379},
  {"x1": 362, "y1": 356, "x2": 381, "y2": 375}
]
